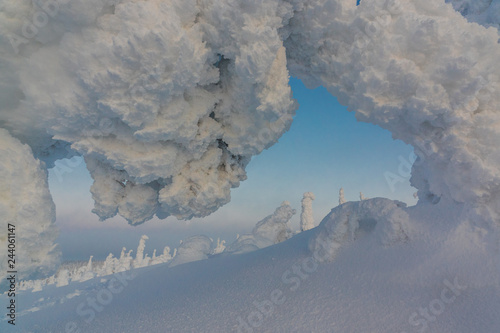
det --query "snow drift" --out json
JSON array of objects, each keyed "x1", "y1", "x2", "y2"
[{"x1": 1, "y1": 0, "x2": 500, "y2": 278}]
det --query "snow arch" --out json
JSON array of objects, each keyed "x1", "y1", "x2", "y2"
[{"x1": 1, "y1": 0, "x2": 500, "y2": 278}]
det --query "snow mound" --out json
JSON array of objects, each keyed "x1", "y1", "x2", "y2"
[
  {"x1": 226, "y1": 201, "x2": 296, "y2": 254},
  {"x1": 300, "y1": 192, "x2": 315, "y2": 231},
  {"x1": 169, "y1": 235, "x2": 213, "y2": 267},
  {"x1": 310, "y1": 198, "x2": 411, "y2": 262}
]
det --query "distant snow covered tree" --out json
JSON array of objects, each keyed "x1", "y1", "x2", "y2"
[
  {"x1": 360, "y1": 192, "x2": 367, "y2": 201},
  {"x1": 300, "y1": 192, "x2": 316, "y2": 231},
  {"x1": 18, "y1": 235, "x2": 178, "y2": 292},
  {"x1": 339, "y1": 188, "x2": 346, "y2": 205},
  {"x1": 225, "y1": 201, "x2": 296, "y2": 254},
  {"x1": 79, "y1": 256, "x2": 95, "y2": 282},
  {"x1": 55, "y1": 269, "x2": 70, "y2": 287},
  {"x1": 212, "y1": 238, "x2": 226, "y2": 255},
  {"x1": 134, "y1": 235, "x2": 150, "y2": 268}
]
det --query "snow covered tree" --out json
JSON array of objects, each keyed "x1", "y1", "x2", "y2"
[
  {"x1": 339, "y1": 188, "x2": 346, "y2": 205},
  {"x1": 360, "y1": 192, "x2": 367, "y2": 201},
  {"x1": 225, "y1": 201, "x2": 296, "y2": 254},
  {"x1": 134, "y1": 235, "x2": 150, "y2": 268},
  {"x1": 212, "y1": 238, "x2": 226, "y2": 255},
  {"x1": 300, "y1": 192, "x2": 316, "y2": 231}
]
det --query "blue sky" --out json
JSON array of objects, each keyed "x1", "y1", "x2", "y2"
[{"x1": 49, "y1": 77, "x2": 417, "y2": 261}]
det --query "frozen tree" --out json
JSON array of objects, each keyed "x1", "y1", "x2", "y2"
[
  {"x1": 169, "y1": 236, "x2": 213, "y2": 267},
  {"x1": 0, "y1": 129, "x2": 60, "y2": 281},
  {"x1": 212, "y1": 238, "x2": 226, "y2": 255},
  {"x1": 360, "y1": 192, "x2": 367, "y2": 201},
  {"x1": 134, "y1": 235, "x2": 150, "y2": 268},
  {"x1": 56, "y1": 270, "x2": 70, "y2": 288},
  {"x1": 300, "y1": 192, "x2": 316, "y2": 231},
  {"x1": 150, "y1": 246, "x2": 173, "y2": 265},
  {"x1": 339, "y1": 188, "x2": 346, "y2": 206},
  {"x1": 80, "y1": 256, "x2": 95, "y2": 282},
  {"x1": 117, "y1": 248, "x2": 134, "y2": 272},
  {"x1": 102, "y1": 253, "x2": 120, "y2": 275},
  {"x1": 226, "y1": 201, "x2": 296, "y2": 254}
]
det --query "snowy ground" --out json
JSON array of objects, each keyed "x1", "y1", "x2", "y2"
[{"x1": 4, "y1": 198, "x2": 499, "y2": 332}]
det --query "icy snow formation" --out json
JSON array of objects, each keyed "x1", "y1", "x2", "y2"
[
  {"x1": 300, "y1": 192, "x2": 315, "y2": 231},
  {"x1": 284, "y1": 0, "x2": 500, "y2": 224},
  {"x1": 0, "y1": 0, "x2": 296, "y2": 225},
  {"x1": 310, "y1": 198, "x2": 412, "y2": 262},
  {"x1": 225, "y1": 201, "x2": 296, "y2": 254},
  {"x1": 0, "y1": 129, "x2": 60, "y2": 281},
  {"x1": 1, "y1": 0, "x2": 500, "y2": 278}
]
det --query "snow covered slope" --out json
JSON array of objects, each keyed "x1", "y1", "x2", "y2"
[{"x1": 5, "y1": 198, "x2": 499, "y2": 332}]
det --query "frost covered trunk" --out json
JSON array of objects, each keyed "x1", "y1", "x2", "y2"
[{"x1": 300, "y1": 192, "x2": 316, "y2": 231}]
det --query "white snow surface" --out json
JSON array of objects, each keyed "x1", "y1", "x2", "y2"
[
  {"x1": 1, "y1": 0, "x2": 500, "y2": 302},
  {"x1": 4, "y1": 198, "x2": 500, "y2": 332}
]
